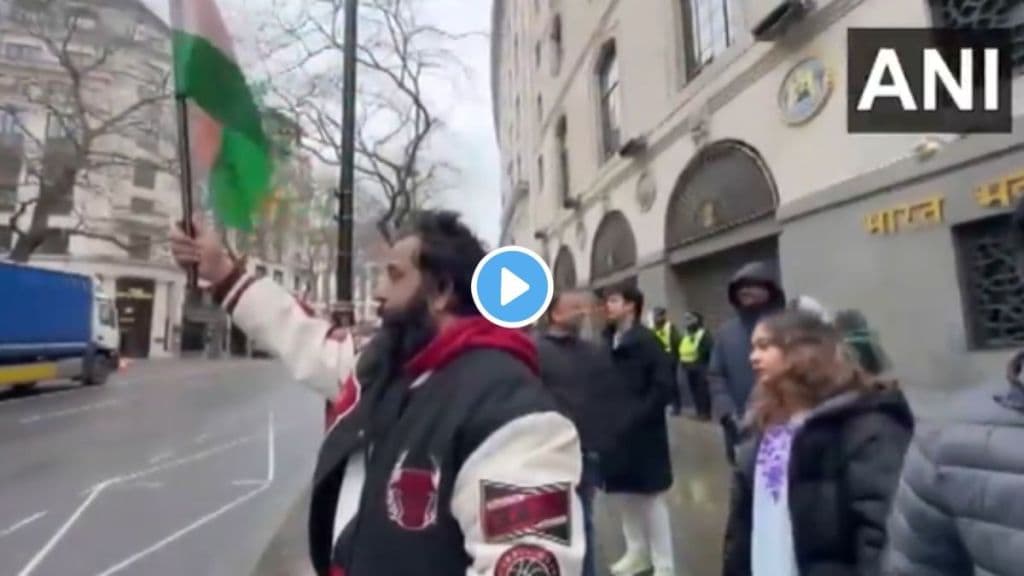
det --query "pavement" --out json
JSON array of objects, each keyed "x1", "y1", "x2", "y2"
[
  {"x1": 252, "y1": 411, "x2": 733, "y2": 576},
  {"x1": 0, "y1": 358, "x2": 326, "y2": 576}
]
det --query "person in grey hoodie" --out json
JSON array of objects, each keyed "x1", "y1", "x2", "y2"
[
  {"x1": 884, "y1": 197, "x2": 1024, "y2": 576},
  {"x1": 708, "y1": 262, "x2": 786, "y2": 464}
]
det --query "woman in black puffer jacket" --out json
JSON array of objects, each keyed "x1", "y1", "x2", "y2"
[{"x1": 723, "y1": 309, "x2": 914, "y2": 576}]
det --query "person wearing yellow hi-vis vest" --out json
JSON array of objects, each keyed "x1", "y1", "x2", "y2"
[{"x1": 678, "y1": 312, "x2": 714, "y2": 419}]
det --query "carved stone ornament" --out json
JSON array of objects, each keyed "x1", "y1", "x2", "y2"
[{"x1": 635, "y1": 169, "x2": 657, "y2": 213}]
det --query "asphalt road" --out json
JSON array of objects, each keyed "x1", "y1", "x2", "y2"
[{"x1": 0, "y1": 359, "x2": 325, "y2": 576}]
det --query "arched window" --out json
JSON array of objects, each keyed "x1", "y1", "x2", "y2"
[
  {"x1": 596, "y1": 41, "x2": 622, "y2": 161},
  {"x1": 555, "y1": 115, "x2": 572, "y2": 206}
]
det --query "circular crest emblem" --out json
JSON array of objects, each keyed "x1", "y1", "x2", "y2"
[
  {"x1": 779, "y1": 57, "x2": 833, "y2": 126},
  {"x1": 495, "y1": 545, "x2": 561, "y2": 576},
  {"x1": 635, "y1": 170, "x2": 656, "y2": 213}
]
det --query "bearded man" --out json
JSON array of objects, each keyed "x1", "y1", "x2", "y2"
[{"x1": 171, "y1": 210, "x2": 584, "y2": 576}]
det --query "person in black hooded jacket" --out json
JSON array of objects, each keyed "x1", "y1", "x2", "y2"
[
  {"x1": 708, "y1": 261, "x2": 786, "y2": 463},
  {"x1": 884, "y1": 196, "x2": 1024, "y2": 576},
  {"x1": 723, "y1": 308, "x2": 914, "y2": 576}
]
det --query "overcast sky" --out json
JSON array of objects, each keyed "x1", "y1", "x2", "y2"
[{"x1": 144, "y1": 0, "x2": 500, "y2": 245}]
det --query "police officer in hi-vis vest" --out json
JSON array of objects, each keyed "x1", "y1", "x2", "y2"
[
  {"x1": 678, "y1": 312, "x2": 713, "y2": 420},
  {"x1": 651, "y1": 307, "x2": 683, "y2": 414}
]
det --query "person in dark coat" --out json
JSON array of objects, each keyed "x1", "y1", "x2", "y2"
[
  {"x1": 536, "y1": 290, "x2": 624, "y2": 576},
  {"x1": 884, "y1": 196, "x2": 1024, "y2": 576},
  {"x1": 600, "y1": 284, "x2": 677, "y2": 576},
  {"x1": 652, "y1": 307, "x2": 685, "y2": 414},
  {"x1": 679, "y1": 312, "x2": 714, "y2": 419},
  {"x1": 708, "y1": 261, "x2": 786, "y2": 464},
  {"x1": 722, "y1": 309, "x2": 913, "y2": 576}
]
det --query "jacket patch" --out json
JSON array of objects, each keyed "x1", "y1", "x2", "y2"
[
  {"x1": 326, "y1": 375, "x2": 361, "y2": 429},
  {"x1": 481, "y1": 481, "x2": 571, "y2": 545},
  {"x1": 386, "y1": 451, "x2": 440, "y2": 531},
  {"x1": 494, "y1": 544, "x2": 560, "y2": 576}
]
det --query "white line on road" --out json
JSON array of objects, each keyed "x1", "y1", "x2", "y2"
[
  {"x1": 121, "y1": 481, "x2": 164, "y2": 490},
  {"x1": 0, "y1": 511, "x2": 47, "y2": 540},
  {"x1": 192, "y1": 433, "x2": 209, "y2": 444},
  {"x1": 19, "y1": 400, "x2": 121, "y2": 424},
  {"x1": 148, "y1": 451, "x2": 173, "y2": 464},
  {"x1": 17, "y1": 480, "x2": 117, "y2": 576},
  {"x1": 90, "y1": 411, "x2": 277, "y2": 576},
  {"x1": 26, "y1": 430, "x2": 266, "y2": 576},
  {"x1": 230, "y1": 480, "x2": 264, "y2": 487}
]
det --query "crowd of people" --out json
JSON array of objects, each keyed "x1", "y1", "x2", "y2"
[{"x1": 169, "y1": 200, "x2": 1024, "y2": 576}]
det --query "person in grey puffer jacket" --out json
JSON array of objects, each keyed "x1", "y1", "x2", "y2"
[{"x1": 884, "y1": 196, "x2": 1024, "y2": 576}]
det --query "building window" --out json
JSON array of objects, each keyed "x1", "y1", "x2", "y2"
[
  {"x1": 38, "y1": 229, "x2": 70, "y2": 255},
  {"x1": 685, "y1": 0, "x2": 735, "y2": 71},
  {"x1": 4, "y1": 43, "x2": 43, "y2": 62},
  {"x1": 550, "y1": 14, "x2": 563, "y2": 76},
  {"x1": 132, "y1": 159, "x2": 157, "y2": 189},
  {"x1": 537, "y1": 94, "x2": 543, "y2": 124},
  {"x1": 0, "y1": 108, "x2": 22, "y2": 136},
  {"x1": 255, "y1": 264, "x2": 268, "y2": 278},
  {"x1": 537, "y1": 155, "x2": 545, "y2": 193},
  {"x1": 555, "y1": 116, "x2": 571, "y2": 205},
  {"x1": 45, "y1": 114, "x2": 78, "y2": 141},
  {"x1": 0, "y1": 185, "x2": 17, "y2": 210},
  {"x1": 596, "y1": 41, "x2": 622, "y2": 160},
  {"x1": 273, "y1": 269, "x2": 284, "y2": 284},
  {"x1": 128, "y1": 234, "x2": 151, "y2": 260},
  {"x1": 535, "y1": 41, "x2": 542, "y2": 69},
  {"x1": 929, "y1": 0, "x2": 1024, "y2": 71},
  {"x1": 130, "y1": 197, "x2": 155, "y2": 214},
  {"x1": 67, "y1": 8, "x2": 98, "y2": 31},
  {"x1": 955, "y1": 214, "x2": 1024, "y2": 349},
  {"x1": 0, "y1": 226, "x2": 11, "y2": 252}
]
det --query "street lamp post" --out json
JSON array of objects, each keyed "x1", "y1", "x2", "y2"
[{"x1": 334, "y1": 0, "x2": 358, "y2": 327}]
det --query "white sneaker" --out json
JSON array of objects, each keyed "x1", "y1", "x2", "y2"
[{"x1": 609, "y1": 552, "x2": 653, "y2": 576}]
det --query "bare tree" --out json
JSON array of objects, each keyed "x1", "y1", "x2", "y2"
[
  {"x1": 255, "y1": 0, "x2": 471, "y2": 242},
  {"x1": 1, "y1": 0, "x2": 176, "y2": 262}
]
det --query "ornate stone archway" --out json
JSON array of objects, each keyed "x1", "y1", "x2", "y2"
[
  {"x1": 664, "y1": 140, "x2": 778, "y2": 250},
  {"x1": 552, "y1": 246, "x2": 577, "y2": 290},
  {"x1": 590, "y1": 210, "x2": 637, "y2": 284}
]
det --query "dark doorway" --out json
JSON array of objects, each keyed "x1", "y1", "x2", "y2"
[
  {"x1": 671, "y1": 238, "x2": 780, "y2": 331},
  {"x1": 116, "y1": 277, "x2": 155, "y2": 358}
]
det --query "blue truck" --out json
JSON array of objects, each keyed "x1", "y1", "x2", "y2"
[{"x1": 0, "y1": 261, "x2": 120, "y2": 390}]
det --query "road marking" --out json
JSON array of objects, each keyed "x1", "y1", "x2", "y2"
[
  {"x1": 91, "y1": 411, "x2": 277, "y2": 576},
  {"x1": 0, "y1": 511, "x2": 47, "y2": 540},
  {"x1": 231, "y1": 479, "x2": 264, "y2": 487},
  {"x1": 192, "y1": 433, "x2": 209, "y2": 445},
  {"x1": 148, "y1": 451, "x2": 173, "y2": 465},
  {"x1": 19, "y1": 400, "x2": 121, "y2": 424},
  {"x1": 121, "y1": 481, "x2": 164, "y2": 490},
  {"x1": 30, "y1": 430, "x2": 266, "y2": 575},
  {"x1": 17, "y1": 480, "x2": 117, "y2": 576}
]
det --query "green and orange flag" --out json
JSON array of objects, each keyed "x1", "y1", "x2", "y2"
[{"x1": 170, "y1": 0, "x2": 273, "y2": 230}]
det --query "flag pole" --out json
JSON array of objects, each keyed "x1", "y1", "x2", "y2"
[
  {"x1": 334, "y1": 0, "x2": 358, "y2": 326},
  {"x1": 170, "y1": 0, "x2": 197, "y2": 289},
  {"x1": 175, "y1": 95, "x2": 198, "y2": 289}
]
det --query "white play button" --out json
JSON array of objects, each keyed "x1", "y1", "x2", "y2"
[{"x1": 499, "y1": 267, "x2": 530, "y2": 306}]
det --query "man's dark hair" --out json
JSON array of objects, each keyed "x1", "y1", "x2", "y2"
[
  {"x1": 606, "y1": 283, "x2": 644, "y2": 320},
  {"x1": 399, "y1": 210, "x2": 485, "y2": 316},
  {"x1": 547, "y1": 291, "x2": 565, "y2": 320}
]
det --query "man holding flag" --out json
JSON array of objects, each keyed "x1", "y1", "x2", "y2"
[{"x1": 170, "y1": 5, "x2": 585, "y2": 576}]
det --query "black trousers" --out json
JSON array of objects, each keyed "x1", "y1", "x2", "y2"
[{"x1": 683, "y1": 367, "x2": 711, "y2": 419}]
